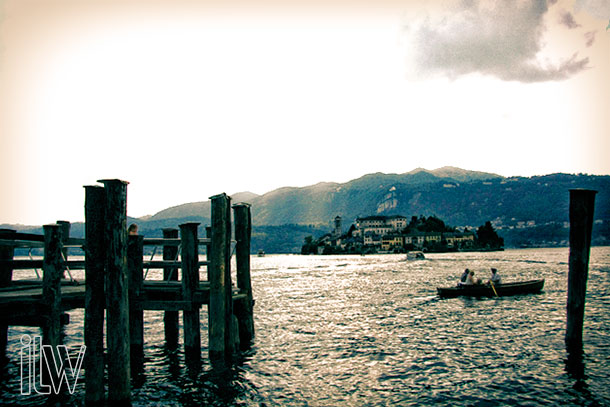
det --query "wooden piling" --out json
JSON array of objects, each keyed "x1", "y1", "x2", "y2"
[
  {"x1": 56, "y1": 220, "x2": 70, "y2": 256},
  {"x1": 232, "y1": 203, "x2": 255, "y2": 348},
  {"x1": 205, "y1": 226, "x2": 212, "y2": 282},
  {"x1": 0, "y1": 229, "x2": 16, "y2": 287},
  {"x1": 42, "y1": 225, "x2": 63, "y2": 348},
  {"x1": 57, "y1": 221, "x2": 70, "y2": 279},
  {"x1": 566, "y1": 189, "x2": 597, "y2": 353},
  {"x1": 128, "y1": 235, "x2": 144, "y2": 360},
  {"x1": 84, "y1": 185, "x2": 106, "y2": 403},
  {"x1": 98, "y1": 179, "x2": 131, "y2": 403},
  {"x1": 180, "y1": 223, "x2": 201, "y2": 358},
  {"x1": 0, "y1": 229, "x2": 15, "y2": 361},
  {"x1": 209, "y1": 193, "x2": 233, "y2": 362},
  {"x1": 163, "y1": 228, "x2": 179, "y2": 348},
  {"x1": 41, "y1": 224, "x2": 64, "y2": 393}
]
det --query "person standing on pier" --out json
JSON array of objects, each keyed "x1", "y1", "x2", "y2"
[{"x1": 128, "y1": 224, "x2": 139, "y2": 235}]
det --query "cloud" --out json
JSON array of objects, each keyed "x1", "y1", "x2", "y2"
[
  {"x1": 559, "y1": 11, "x2": 581, "y2": 28},
  {"x1": 406, "y1": 0, "x2": 590, "y2": 83},
  {"x1": 584, "y1": 30, "x2": 597, "y2": 46},
  {"x1": 574, "y1": 0, "x2": 610, "y2": 20}
]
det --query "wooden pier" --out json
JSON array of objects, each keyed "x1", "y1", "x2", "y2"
[{"x1": 0, "y1": 179, "x2": 255, "y2": 404}]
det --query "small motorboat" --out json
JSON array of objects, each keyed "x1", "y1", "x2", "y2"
[
  {"x1": 257, "y1": 249, "x2": 265, "y2": 257},
  {"x1": 437, "y1": 279, "x2": 544, "y2": 298},
  {"x1": 405, "y1": 251, "x2": 425, "y2": 260}
]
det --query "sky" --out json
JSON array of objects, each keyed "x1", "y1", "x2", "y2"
[{"x1": 1, "y1": 0, "x2": 609, "y2": 225}]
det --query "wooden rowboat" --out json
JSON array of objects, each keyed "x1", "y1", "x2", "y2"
[{"x1": 437, "y1": 279, "x2": 545, "y2": 298}]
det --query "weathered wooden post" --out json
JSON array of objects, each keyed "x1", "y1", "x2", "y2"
[
  {"x1": 232, "y1": 203, "x2": 255, "y2": 349},
  {"x1": 0, "y1": 229, "x2": 16, "y2": 287},
  {"x1": 41, "y1": 224, "x2": 64, "y2": 391},
  {"x1": 99, "y1": 179, "x2": 131, "y2": 403},
  {"x1": 163, "y1": 228, "x2": 179, "y2": 348},
  {"x1": 209, "y1": 193, "x2": 233, "y2": 363},
  {"x1": 180, "y1": 223, "x2": 201, "y2": 359},
  {"x1": 205, "y1": 226, "x2": 212, "y2": 282},
  {"x1": 128, "y1": 234, "x2": 144, "y2": 369},
  {"x1": 42, "y1": 225, "x2": 63, "y2": 347},
  {"x1": 0, "y1": 229, "x2": 15, "y2": 361},
  {"x1": 56, "y1": 221, "x2": 70, "y2": 279},
  {"x1": 0, "y1": 229, "x2": 15, "y2": 363},
  {"x1": 84, "y1": 185, "x2": 106, "y2": 403},
  {"x1": 566, "y1": 189, "x2": 597, "y2": 354}
]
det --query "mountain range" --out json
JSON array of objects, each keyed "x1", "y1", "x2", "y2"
[
  {"x1": 3, "y1": 167, "x2": 609, "y2": 252},
  {"x1": 149, "y1": 166, "x2": 608, "y2": 227}
]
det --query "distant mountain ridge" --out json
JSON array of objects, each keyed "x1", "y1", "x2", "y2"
[
  {"x1": 3, "y1": 168, "x2": 608, "y2": 251},
  {"x1": 150, "y1": 167, "x2": 505, "y2": 225}
]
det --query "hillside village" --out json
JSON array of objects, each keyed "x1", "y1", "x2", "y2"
[{"x1": 302, "y1": 214, "x2": 502, "y2": 255}]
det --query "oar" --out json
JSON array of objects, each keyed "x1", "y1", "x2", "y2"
[{"x1": 490, "y1": 281, "x2": 498, "y2": 297}]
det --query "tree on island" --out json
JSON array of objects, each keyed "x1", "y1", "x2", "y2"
[
  {"x1": 475, "y1": 221, "x2": 504, "y2": 249},
  {"x1": 301, "y1": 235, "x2": 318, "y2": 255},
  {"x1": 403, "y1": 215, "x2": 456, "y2": 234}
]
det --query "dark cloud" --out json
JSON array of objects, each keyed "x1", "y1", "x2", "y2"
[
  {"x1": 584, "y1": 30, "x2": 597, "y2": 46},
  {"x1": 559, "y1": 11, "x2": 581, "y2": 28},
  {"x1": 407, "y1": 0, "x2": 590, "y2": 83}
]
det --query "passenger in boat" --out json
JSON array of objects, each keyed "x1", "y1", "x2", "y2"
[
  {"x1": 460, "y1": 269, "x2": 470, "y2": 283},
  {"x1": 464, "y1": 270, "x2": 477, "y2": 285},
  {"x1": 488, "y1": 268, "x2": 501, "y2": 284}
]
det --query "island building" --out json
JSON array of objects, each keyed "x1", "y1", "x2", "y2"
[
  {"x1": 335, "y1": 214, "x2": 475, "y2": 252},
  {"x1": 333, "y1": 216, "x2": 342, "y2": 238}
]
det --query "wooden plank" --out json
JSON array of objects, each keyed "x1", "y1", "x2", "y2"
[
  {"x1": 0, "y1": 231, "x2": 44, "y2": 242},
  {"x1": 143, "y1": 260, "x2": 209, "y2": 268},
  {"x1": 99, "y1": 179, "x2": 131, "y2": 403},
  {"x1": 65, "y1": 237, "x2": 86, "y2": 246},
  {"x1": 143, "y1": 238, "x2": 211, "y2": 246},
  {"x1": 0, "y1": 239, "x2": 44, "y2": 248},
  {"x1": 135, "y1": 300, "x2": 198, "y2": 311},
  {"x1": 0, "y1": 259, "x2": 85, "y2": 270}
]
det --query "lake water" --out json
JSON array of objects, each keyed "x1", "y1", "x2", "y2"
[{"x1": 1, "y1": 247, "x2": 609, "y2": 406}]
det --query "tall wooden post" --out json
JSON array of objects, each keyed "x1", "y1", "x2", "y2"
[
  {"x1": 41, "y1": 224, "x2": 64, "y2": 394},
  {"x1": 205, "y1": 226, "x2": 212, "y2": 282},
  {"x1": 42, "y1": 225, "x2": 63, "y2": 348},
  {"x1": 56, "y1": 221, "x2": 70, "y2": 279},
  {"x1": 99, "y1": 179, "x2": 130, "y2": 403},
  {"x1": 84, "y1": 185, "x2": 106, "y2": 403},
  {"x1": 232, "y1": 203, "x2": 255, "y2": 348},
  {"x1": 209, "y1": 193, "x2": 233, "y2": 362},
  {"x1": 0, "y1": 229, "x2": 16, "y2": 287},
  {"x1": 128, "y1": 235, "x2": 144, "y2": 370},
  {"x1": 0, "y1": 229, "x2": 15, "y2": 362},
  {"x1": 180, "y1": 223, "x2": 201, "y2": 358},
  {"x1": 163, "y1": 228, "x2": 179, "y2": 348},
  {"x1": 566, "y1": 189, "x2": 597, "y2": 354}
]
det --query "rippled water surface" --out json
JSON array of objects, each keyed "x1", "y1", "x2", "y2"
[{"x1": 2, "y1": 247, "x2": 609, "y2": 406}]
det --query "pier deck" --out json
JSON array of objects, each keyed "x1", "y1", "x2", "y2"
[{"x1": 0, "y1": 180, "x2": 255, "y2": 404}]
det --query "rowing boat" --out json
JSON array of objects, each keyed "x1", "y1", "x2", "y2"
[{"x1": 437, "y1": 279, "x2": 544, "y2": 298}]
